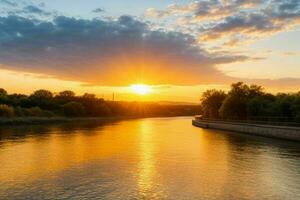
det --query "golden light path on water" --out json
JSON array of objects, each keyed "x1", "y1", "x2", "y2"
[
  {"x1": 0, "y1": 117, "x2": 299, "y2": 199},
  {"x1": 137, "y1": 120, "x2": 158, "y2": 198}
]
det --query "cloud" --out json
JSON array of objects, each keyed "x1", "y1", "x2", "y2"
[
  {"x1": 245, "y1": 78, "x2": 300, "y2": 90},
  {"x1": 0, "y1": 14, "x2": 251, "y2": 86},
  {"x1": 23, "y1": 5, "x2": 44, "y2": 14},
  {"x1": 199, "y1": 12, "x2": 281, "y2": 41},
  {"x1": 146, "y1": 0, "x2": 300, "y2": 45},
  {"x1": 0, "y1": 0, "x2": 17, "y2": 6},
  {"x1": 92, "y1": 8, "x2": 105, "y2": 13},
  {"x1": 16, "y1": 5, "x2": 52, "y2": 16},
  {"x1": 0, "y1": 5, "x2": 299, "y2": 88},
  {"x1": 0, "y1": 1, "x2": 54, "y2": 17},
  {"x1": 146, "y1": 0, "x2": 265, "y2": 20},
  {"x1": 146, "y1": 2, "x2": 201, "y2": 18}
]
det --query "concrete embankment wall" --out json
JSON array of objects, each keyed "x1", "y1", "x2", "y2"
[{"x1": 192, "y1": 120, "x2": 300, "y2": 142}]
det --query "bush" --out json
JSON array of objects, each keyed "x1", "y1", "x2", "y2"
[
  {"x1": 62, "y1": 102, "x2": 85, "y2": 117},
  {"x1": 14, "y1": 106, "x2": 24, "y2": 117},
  {"x1": 13, "y1": 106, "x2": 55, "y2": 117},
  {"x1": 26, "y1": 107, "x2": 44, "y2": 116},
  {"x1": 0, "y1": 88, "x2": 7, "y2": 96},
  {"x1": 41, "y1": 110, "x2": 55, "y2": 117},
  {"x1": 89, "y1": 103, "x2": 112, "y2": 117},
  {"x1": 0, "y1": 104, "x2": 14, "y2": 117}
]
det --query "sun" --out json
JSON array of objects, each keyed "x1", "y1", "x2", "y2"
[{"x1": 130, "y1": 84, "x2": 152, "y2": 95}]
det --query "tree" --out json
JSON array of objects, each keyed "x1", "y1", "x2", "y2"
[
  {"x1": 82, "y1": 93, "x2": 96, "y2": 99},
  {"x1": 31, "y1": 90, "x2": 53, "y2": 99},
  {"x1": 273, "y1": 93, "x2": 299, "y2": 118},
  {"x1": 219, "y1": 82, "x2": 264, "y2": 120},
  {"x1": 26, "y1": 107, "x2": 44, "y2": 117},
  {"x1": 62, "y1": 102, "x2": 85, "y2": 117},
  {"x1": 0, "y1": 88, "x2": 8, "y2": 105},
  {"x1": 0, "y1": 104, "x2": 14, "y2": 117},
  {"x1": 57, "y1": 90, "x2": 75, "y2": 98},
  {"x1": 219, "y1": 95, "x2": 244, "y2": 119},
  {"x1": 200, "y1": 90, "x2": 226, "y2": 119},
  {"x1": 0, "y1": 88, "x2": 7, "y2": 96},
  {"x1": 29, "y1": 90, "x2": 55, "y2": 109},
  {"x1": 55, "y1": 90, "x2": 76, "y2": 105},
  {"x1": 7, "y1": 94, "x2": 28, "y2": 107},
  {"x1": 92, "y1": 103, "x2": 112, "y2": 117},
  {"x1": 247, "y1": 96, "x2": 274, "y2": 120}
]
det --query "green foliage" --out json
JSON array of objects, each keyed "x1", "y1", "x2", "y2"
[
  {"x1": 26, "y1": 107, "x2": 52, "y2": 117},
  {"x1": 0, "y1": 88, "x2": 7, "y2": 96},
  {"x1": 31, "y1": 90, "x2": 53, "y2": 99},
  {"x1": 91, "y1": 103, "x2": 112, "y2": 117},
  {"x1": 82, "y1": 93, "x2": 96, "y2": 99},
  {"x1": 58, "y1": 90, "x2": 75, "y2": 98},
  {"x1": 0, "y1": 104, "x2": 14, "y2": 117},
  {"x1": 0, "y1": 87, "x2": 203, "y2": 118},
  {"x1": 296, "y1": 112, "x2": 300, "y2": 123},
  {"x1": 200, "y1": 82, "x2": 300, "y2": 122},
  {"x1": 219, "y1": 95, "x2": 245, "y2": 119},
  {"x1": 29, "y1": 90, "x2": 56, "y2": 110},
  {"x1": 219, "y1": 82, "x2": 264, "y2": 120},
  {"x1": 13, "y1": 106, "x2": 55, "y2": 117},
  {"x1": 200, "y1": 90, "x2": 226, "y2": 119},
  {"x1": 247, "y1": 96, "x2": 273, "y2": 117},
  {"x1": 62, "y1": 102, "x2": 85, "y2": 117}
]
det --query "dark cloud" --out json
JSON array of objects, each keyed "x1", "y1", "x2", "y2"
[
  {"x1": 200, "y1": 12, "x2": 280, "y2": 40},
  {"x1": 202, "y1": 0, "x2": 300, "y2": 40},
  {"x1": 265, "y1": 0, "x2": 300, "y2": 19},
  {"x1": 93, "y1": 8, "x2": 105, "y2": 13},
  {"x1": 147, "y1": 0, "x2": 300, "y2": 44},
  {"x1": 0, "y1": 8, "x2": 300, "y2": 87},
  {"x1": 18, "y1": 5, "x2": 52, "y2": 16},
  {"x1": 0, "y1": 15, "x2": 249, "y2": 86},
  {"x1": 23, "y1": 5, "x2": 44, "y2": 14},
  {"x1": 0, "y1": 0, "x2": 17, "y2": 6}
]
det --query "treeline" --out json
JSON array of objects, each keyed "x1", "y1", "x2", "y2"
[
  {"x1": 0, "y1": 88, "x2": 199, "y2": 118},
  {"x1": 200, "y1": 82, "x2": 300, "y2": 122}
]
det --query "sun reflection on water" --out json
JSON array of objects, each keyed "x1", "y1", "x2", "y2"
[{"x1": 137, "y1": 120, "x2": 164, "y2": 199}]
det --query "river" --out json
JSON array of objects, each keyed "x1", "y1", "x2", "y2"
[{"x1": 0, "y1": 117, "x2": 299, "y2": 200}]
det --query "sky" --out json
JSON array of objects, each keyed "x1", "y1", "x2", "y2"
[{"x1": 0, "y1": 0, "x2": 299, "y2": 102}]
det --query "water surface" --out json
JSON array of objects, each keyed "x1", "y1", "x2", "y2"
[{"x1": 0, "y1": 117, "x2": 299, "y2": 199}]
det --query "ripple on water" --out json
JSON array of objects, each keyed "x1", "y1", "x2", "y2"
[{"x1": 0, "y1": 117, "x2": 299, "y2": 200}]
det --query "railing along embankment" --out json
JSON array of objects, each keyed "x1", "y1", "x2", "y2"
[{"x1": 192, "y1": 119, "x2": 300, "y2": 142}]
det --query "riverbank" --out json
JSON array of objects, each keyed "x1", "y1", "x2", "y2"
[
  {"x1": 192, "y1": 119, "x2": 300, "y2": 142},
  {"x1": 0, "y1": 116, "x2": 135, "y2": 126},
  {"x1": 0, "y1": 115, "x2": 194, "y2": 126}
]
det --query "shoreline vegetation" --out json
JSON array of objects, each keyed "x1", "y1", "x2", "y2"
[
  {"x1": 199, "y1": 82, "x2": 300, "y2": 125},
  {"x1": 0, "y1": 115, "x2": 198, "y2": 126},
  {"x1": 0, "y1": 88, "x2": 200, "y2": 126},
  {"x1": 0, "y1": 116, "x2": 127, "y2": 126}
]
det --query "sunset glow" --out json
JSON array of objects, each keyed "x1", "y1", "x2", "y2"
[
  {"x1": 0, "y1": 0, "x2": 299, "y2": 102},
  {"x1": 0, "y1": 1, "x2": 300, "y2": 199},
  {"x1": 130, "y1": 84, "x2": 152, "y2": 95}
]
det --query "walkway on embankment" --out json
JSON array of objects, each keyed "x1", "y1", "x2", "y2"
[{"x1": 192, "y1": 119, "x2": 300, "y2": 142}]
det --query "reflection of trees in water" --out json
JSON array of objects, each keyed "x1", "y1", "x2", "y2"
[
  {"x1": 0, "y1": 120, "x2": 120, "y2": 143},
  {"x1": 225, "y1": 132, "x2": 300, "y2": 157},
  {"x1": 200, "y1": 129, "x2": 300, "y2": 199},
  {"x1": 0, "y1": 126, "x2": 53, "y2": 143}
]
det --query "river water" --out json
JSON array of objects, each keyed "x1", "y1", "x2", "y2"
[{"x1": 0, "y1": 117, "x2": 299, "y2": 200}]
